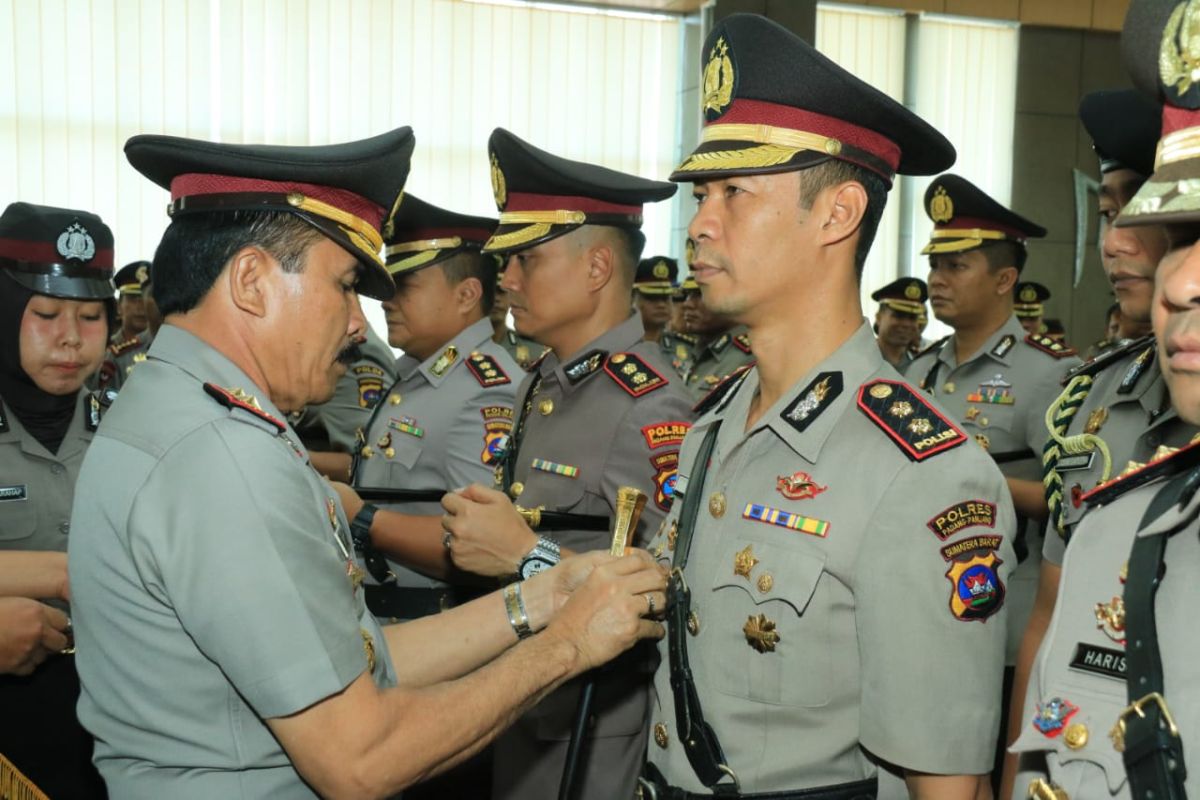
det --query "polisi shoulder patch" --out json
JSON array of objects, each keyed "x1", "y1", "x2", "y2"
[
  {"x1": 856, "y1": 379, "x2": 966, "y2": 461},
  {"x1": 465, "y1": 351, "x2": 512, "y2": 387},
  {"x1": 1025, "y1": 333, "x2": 1078, "y2": 359},
  {"x1": 604, "y1": 352, "x2": 668, "y2": 397},
  {"x1": 203, "y1": 383, "x2": 286, "y2": 434}
]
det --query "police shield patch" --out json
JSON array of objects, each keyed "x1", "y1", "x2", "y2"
[{"x1": 946, "y1": 552, "x2": 1005, "y2": 622}]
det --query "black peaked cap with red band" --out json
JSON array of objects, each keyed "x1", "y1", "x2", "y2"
[
  {"x1": 670, "y1": 13, "x2": 955, "y2": 186},
  {"x1": 124, "y1": 127, "x2": 415, "y2": 300},
  {"x1": 484, "y1": 128, "x2": 676, "y2": 255},
  {"x1": 0, "y1": 202, "x2": 115, "y2": 300},
  {"x1": 1079, "y1": 89, "x2": 1161, "y2": 178},
  {"x1": 385, "y1": 194, "x2": 496, "y2": 276},
  {"x1": 921, "y1": 174, "x2": 1046, "y2": 257}
]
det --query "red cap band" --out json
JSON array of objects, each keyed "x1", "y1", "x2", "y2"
[
  {"x1": 0, "y1": 238, "x2": 114, "y2": 269},
  {"x1": 1161, "y1": 105, "x2": 1200, "y2": 138},
  {"x1": 505, "y1": 192, "x2": 642, "y2": 216},
  {"x1": 397, "y1": 225, "x2": 493, "y2": 244},
  {"x1": 171, "y1": 173, "x2": 386, "y2": 228}
]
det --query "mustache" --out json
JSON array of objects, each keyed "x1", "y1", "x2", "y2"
[{"x1": 337, "y1": 342, "x2": 363, "y2": 365}]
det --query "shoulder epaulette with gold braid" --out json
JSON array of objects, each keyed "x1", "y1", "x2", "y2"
[
  {"x1": 603, "y1": 352, "x2": 668, "y2": 397},
  {"x1": 693, "y1": 363, "x2": 752, "y2": 415},
  {"x1": 1025, "y1": 333, "x2": 1077, "y2": 359},
  {"x1": 857, "y1": 379, "x2": 966, "y2": 461},
  {"x1": 732, "y1": 333, "x2": 752, "y2": 353},
  {"x1": 1082, "y1": 438, "x2": 1200, "y2": 509},
  {"x1": 465, "y1": 351, "x2": 511, "y2": 387},
  {"x1": 1064, "y1": 335, "x2": 1154, "y2": 383},
  {"x1": 109, "y1": 338, "x2": 140, "y2": 356},
  {"x1": 203, "y1": 383, "x2": 285, "y2": 433}
]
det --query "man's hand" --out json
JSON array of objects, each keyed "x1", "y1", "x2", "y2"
[
  {"x1": 330, "y1": 481, "x2": 365, "y2": 521},
  {"x1": 541, "y1": 553, "x2": 667, "y2": 673},
  {"x1": 442, "y1": 484, "x2": 538, "y2": 577},
  {"x1": 0, "y1": 597, "x2": 69, "y2": 676}
]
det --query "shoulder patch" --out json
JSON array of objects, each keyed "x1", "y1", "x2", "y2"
[
  {"x1": 732, "y1": 332, "x2": 752, "y2": 353},
  {"x1": 465, "y1": 351, "x2": 512, "y2": 387},
  {"x1": 1025, "y1": 333, "x2": 1078, "y2": 359},
  {"x1": 108, "y1": 338, "x2": 140, "y2": 356},
  {"x1": 604, "y1": 352, "x2": 668, "y2": 397},
  {"x1": 1082, "y1": 438, "x2": 1200, "y2": 509},
  {"x1": 856, "y1": 379, "x2": 966, "y2": 461},
  {"x1": 563, "y1": 349, "x2": 606, "y2": 384},
  {"x1": 694, "y1": 363, "x2": 752, "y2": 415},
  {"x1": 203, "y1": 383, "x2": 286, "y2": 434},
  {"x1": 1065, "y1": 335, "x2": 1154, "y2": 382}
]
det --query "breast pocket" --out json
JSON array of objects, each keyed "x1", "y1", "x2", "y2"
[
  {"x1": 1010, "y1": 686, "x2": 1129, "y2": 795},
  {"x1": 0, "y1": 480, "x2": 37, "y2": 544},
  {"x1": 703, "y1": 537, "x2": 830, "y2": 708}
]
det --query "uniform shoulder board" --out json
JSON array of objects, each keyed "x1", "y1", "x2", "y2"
[
  {"x1": 732, "y1": 332, "x2": 752, "y2": 353},
  {"x1": 203, "y1": 383, "x2": 285, "y2": 434},
  {"x1": 856, "y1": 379, "x2": 966, "y2": 461},
  {"x1": 603, "y1": 352, "x2": 668, "y2": 398},
  {"x1": 1064, "y1": 335, "x2": 1154, "y2": 382},
  {"x1": 465, "y1": 351, "x2": 512, "y2": 387},
  {"x1": 109, "y1": 338, "x2": 140, "y2": 356},
  {"x1": 1081, "y1": 439, "x2": 1200, "y2": 509},
  {"x1": 913, "y1": 335, "x2": 950, "y2": 361},
  {"x1": 693, "y1": 363, "x2": 753, "y2": 415},
  {"x1": 1025, "y1": 333, "x2": 1078, "y2": 359}
]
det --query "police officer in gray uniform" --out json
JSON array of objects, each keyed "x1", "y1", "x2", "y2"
[
  {"x1": 871, "y1": 277, "x2": 926, "y2": 370},
  {"x1": 68, "y1": 128, "x2": 667, "y2": 800},
  {"x1": 1000, "y1": 87, "x2": 1197, "y2": 799},
  {"x1": 492, "y1": 273, "x2": 547, "y2": 370},
  {"x1": 678, "y1": 279, "x2": 753, "y2": 401},
  {"x1": 439, "y1": 128, "x2": 693, "y2": 800},
  {"x1": 336, "y1": 194, "x2": 519, "y2": 621},
  {"x1": 641, "y1": 15, "x2": 1015, "y2": 799},
  {"x1": 1010, "y1": 5, "x2": 1200, "y2": 795},
  {"x1": 97, "y1": 260, "x2": 153, "y2": 392},
  {"x1": 635, "y1": 255, "x2": 678, "y2": 343},
  {"x1": 662, "y1": 271, "x2": 700, "y2": 375},
  {"x1": 0, "y1": 202, "x2": 114, "y2": 798}
]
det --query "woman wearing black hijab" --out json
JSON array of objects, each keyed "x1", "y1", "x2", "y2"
[{"x1": 0, "y1": 202, "x2": 114, "y2": 798}]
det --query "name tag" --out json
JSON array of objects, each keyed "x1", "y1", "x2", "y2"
[
  {"x1": 0, "y1": 484, "x2": 27, "y2": 502},
  {"x1": 1069, "y1": 642, "x2": 1125, "y2": 680},
  {"x1": 1055, "y1": 452, "x2": 1095, "y2": 473}
]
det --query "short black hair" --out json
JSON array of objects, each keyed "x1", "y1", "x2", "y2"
[
  {"x1": 439, "y1": 250, "x2": 498, "y2": 315},
  {"x1": 978, "y1": 239, "x2": 1028, "y2": 272},
  {"x1": 797, "y1": 159, "x2": 889, "y2": 280},
  {"x1": 152, "y1": 211, "x2": 326, "y2": 317}
]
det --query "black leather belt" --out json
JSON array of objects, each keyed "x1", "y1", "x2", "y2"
[
  {"x1": 640, "y1": 764, "x2": 876, "y2": 800},
  {"x1": 364, "y1": 583, "x2": 462, "y2": 620},
  {"x1": 991, "y1": 448, "x2": 1035, "y2": 465}
]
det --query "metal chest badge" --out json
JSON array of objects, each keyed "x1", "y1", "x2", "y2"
[
  {"x1": 743, "y1": 613, "x2": 779, "y2": 654},
  {"x1": 946, "y1": 552, "x2": 1005, "y2": 622},
  {"x1": 775, "y1": 471, "x2": 827, "y2": 500},
  {"x1": 967, "y1": 374, "x2": 1015, "y2": 405},
  {"x1": 1095, "y1": 563, "x2": 1127, "y2": 644},
  {"x1": 1033, "y1": 697, "x2": 1079, "y2": 737},
  {"x1": 1084, "y1": 407, "x2": 1109, "y2": 435}
]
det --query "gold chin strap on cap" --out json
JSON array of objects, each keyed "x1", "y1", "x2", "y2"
[{"x1": 285, "y1": 192, "x2": 384, "y2": 266}]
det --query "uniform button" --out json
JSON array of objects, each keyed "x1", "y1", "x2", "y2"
[
  {"x1": 384, "y1": 447, "x2": 395, "y2": 459},
  {"x1": 757, "y1": 573, "x2": 774, "y2": 593},
  {"x1": 360, "y1": 445, "x2": 374, "y2": 458},
  {"x1": 510, "y1": 482, "x2": 524, "y2": 498},
  {"x1": 58, "y1": 522, "x2": 70, "y2": 535},
  {"x1": 1064, "y1": 722, "x2": 1088, "y2": 750},
  {"x1": 538, "y1": 397, "x2": 554, "y2": 416},
  {"x1": 388, "y1": 393, "x2": 402, "y2": 405},
  {"x1": 943, "y1": 382, "x2": 956, "y2": 394},
  {"x1": 708, "y1": 492, "x2": 726, "y2": 518},
  {"x1": 653, "y1": 722, "x2": 669, "y2": 748},
  {"x1": 50, "y1": 463, "x2": 65, "y2": 475},
  {"x1": 686, "y1": 610, "x2": 700, "y2": 636}
]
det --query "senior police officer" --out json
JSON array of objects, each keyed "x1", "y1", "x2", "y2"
[
  {"x1": 677, "y1": 281, "x2": 753, "y2": 401},
  {"x1": 0, "y1": 202, "x2": 114, "y2": 798},
  {"x1": 1000, "y1": 86, "x2": 1197, "y2": 799},
  {"x1": 1009, "y1": 4, "x2": 1200, "y2": 796},
  {"x1": 438, "y1": 127, "x2": 693, "y2": 800},
  {"x1": 662, "y1": 270, "x2": 700, "y2": 374},
  {"x1": 492, "y1": 272, "x2": 547, "y2": 370},
  {"x1": 641, "y1": 14, "x2": 1016, "y2": 799},
  {"x1": 635, "y1": 255, "x2": 678, "y2": 343},
  {"x1": 334, "y1": 193, "x2": 519, "y2": 622},
  {"x1": 1014, "y1": 281, "x2": 1051, "y2": 336},
  {"x1": 871, "y1": 276, "x2": 927, "y2": 370},
  {"x1": 97, "y1": 260, "x2": 153, "y2": 392},
  {"x1": 67, "y1": 128, "x2": 668, "y2": 800}
]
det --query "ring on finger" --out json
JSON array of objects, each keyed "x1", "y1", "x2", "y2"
[
  {"x1": 645, "y1": 593, "x2": 656, "y2": 615},
  {"x1": 442, "y1": 531, "x2": 453, "y2": 550}
]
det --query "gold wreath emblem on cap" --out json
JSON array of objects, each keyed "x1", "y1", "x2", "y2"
[
  {"x1": 702, "y1": 36, "x2": 734, "y2": 116},
  {"x1": 653, "y1": 261, "x2": 669, "y2": 279},
  {"x1": 491, "y1": 153, "x2": 507, "y2": 210},
  {"x1": 136, "y1": 264, "x2": 149, "y2": 283},
  {"x1": 904, "y1": 282, "x2": 921, "y2": 300},
  {"x1": 1160, "y1": 0, "x2": 1200, "y2": 98},
  {"x1": 685, "y1": 239, "x2": 696, "y2": 265},
  {"x1": 1020, "y1": 286, "x2": 1038, "y2": 303},
  {"x1": 930, "y1": 186, "x2": 954, "y2": 223}
]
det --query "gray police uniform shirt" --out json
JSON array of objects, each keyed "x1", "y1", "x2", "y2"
[
  {"x1": 680, "y1": 325, "x2": 754, "y2": 402},
  {"x1": 660, "y1": 329, "x2": 699, "y2": 377},
  {"x1": 1040, "y1": 339, "x2": 1196, "y2": 565},
  {"x1": 647, "y1": 322, "x2": 1016, "y2": 793},
  {"x1": 352, "y1": 317, "x2": 519, "y2": 597},
  {"x1": 1012, "y1": 454, "x2": 1200, "y2": 799},
  {"x1": 495, "y1": 313, "x2": 694, "y2": 800},
  {"x1": 293, "y1": 324, "x2": 397, "y2": 453},
  {"x1": 496, "y1": 326, "x2": 547, "y2": 371},
  {"x1": 69, "y1": 325, "x2": 397, "y2": 800},
  {"x1": 98, "y1": 328, "x2": 153, "y2": 392}
]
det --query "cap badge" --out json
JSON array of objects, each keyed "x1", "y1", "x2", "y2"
[
  {"x1": 702, "y1": 36, "x2": 735, "y2": 118},
  {"x1": 1160, "y1": 0, "x2": 1200, "y2": 102},
  {"x1": 685, "y1": 239, "x2": 696, "y2": 265},
  {"x1": 56, "y1": 223, "x2": 96, "y2": 262},
  {"x1": 930, "y1": 186, "x2": 954, "y2": 223},
  {"x1": 135, "y1": 264, "x2": 149, "y2": 283},
  {"x1": 1020, "y1": 286, "x2": 1038, "y2": 303},
  {"x1": 904, "y1": 282, "x2": 921, "y2": 300},
  {"x1": 653, "y1": 261, "x2": 669, "y2": 279},
  {"x1": 490, "y1": 153, "x2": 507, "y2": 210}
]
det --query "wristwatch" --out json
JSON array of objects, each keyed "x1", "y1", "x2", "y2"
[
  {"x1": 518, "y1": 536, "x2": 561, "y2": 579},
  {"x1": 349, "y1": 504, "x2": 379, "y2": 552}
]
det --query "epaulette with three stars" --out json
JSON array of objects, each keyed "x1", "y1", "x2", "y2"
[
  {"x1": 1082, "y1": 438, "x2": 1200, "y2": 510},
  {"x1": 1064, "y1": 334, "x2": 1154, "y2": 382},
  {"x1": 465, "y1": 351, "x2": 511, "y2": 387},
  {"x1": 857, "y1": 379, "x2": 966, "y2": 461},
  {"x1": 1025, "y1": 333, "x2": 1078, "y2": 359},
  {"x1": 603, "y1": 352, "x2": 668, "y2": 397},
  {"x1": 109, "y1": 338, "x2": 140, "y2": 356},
  {"x1": 694, "y1": 363, "x2": 752, "y2": 415},
  {"x1": 203, "y1": 383, "x2": 286, "y2": 434}
]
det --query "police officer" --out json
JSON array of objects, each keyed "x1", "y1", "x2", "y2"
[
  {"x1": 97, "y1": 260, "x2": 153, "y2": 391},
  {"x1": 68, "y1": 128, "x2": 666, "y2": 799},
  {"x1": 662, "y1": 271, "x2": 700, "y2": 375},
  {"x1": 439, "y1": 127, "x2": 693, "y2": 800},
  {"x1": 678, "y1": 281, "x2": 753, "y2": 402},
  {"x1": 492, "y1": 272, "x2": 547, "y2": 370},
  {"x1": 335, "y1": 193, "x2": 519, "y2": 622},
  {"x1": 0, "y1": 202, "x2": 114, "y2": 798},
  {"x1": 871, "y1": 276, "x2": 927, "y2": 370},
  {"x1": 634, "y1": 255, "x2": 678, "y2": 343},
  {"x1": 642, "y1": 14, "x2": 1015, "y2": 798},
  {"x1": 1014, "y1": 281, "x2": 1051, "y2": 336},
  {"x1": 1001, "y1": 86, "x2": 1196, "y2": 800},
  {"x1": 1009, "y1": 4, "x2": 1200, "y2": 795}
]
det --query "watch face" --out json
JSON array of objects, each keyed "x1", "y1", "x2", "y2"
[{"x1": 520, "y1": 556, "x2": 553, "y2": 579}]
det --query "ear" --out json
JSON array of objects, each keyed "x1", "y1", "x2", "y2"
[
  {"x1": 994, "y1": 265, "x2": 1019, "y2": 295},
  {"x1": 815, "y1": 181, "x2": 868, "y2": 249},
  {"x1": 454, "y1": 275, "x2": 483, "y2": 315},
  {"x1": 585, "y1": 240, "x2": 616, "y2": 293},
  {"x1": 226, "y1": 245, "x2": 272, "y2": 318}
]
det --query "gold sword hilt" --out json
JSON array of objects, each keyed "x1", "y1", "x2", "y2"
[{"x1": 608, "y1": 486, "x2": 648, "y2": 556}]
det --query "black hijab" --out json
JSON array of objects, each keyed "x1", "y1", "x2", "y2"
[{"x1": 0, "y1": 272, "x2": 83, "y2": 454}]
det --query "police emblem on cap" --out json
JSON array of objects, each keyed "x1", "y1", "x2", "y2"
[
  {"x1": 491, "y1": 153, "x2": 507, "y2": 210},
  {"x1": 904, "y1": 282, "x2": 921, "y2": 300},
  {"x1": 653, "y1": 260, "x2": 669, "y2": 279},
  {"x1": 1160, "y1": 0, "x2": 1200, "y2": 105},
  {"x1": 702, "y1": 36, "x2": 735, "y2": 120},
  {"x1": 1020, "y1": 285, "x2": 1038, "y2": 303},
  {"x1": 136, "y1": 264, "x2": 149, "y2": 283},
  {"x1": 685, "y1": 239, "x2": 695, "y2": 265},
  {"x1": 56, "y1": 223, "x2": 96, "y2": 261},
  {"x1": 930, "y1": 186, "x2": 954, "y2": 223}
]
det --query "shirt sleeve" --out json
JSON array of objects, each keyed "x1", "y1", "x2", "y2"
[
  {"x1": 129, "y1": 421, "x2": 367, "y2": 719},
  {"x1": 855, "y1": 447, "x2": 1017, "y2": 774},
  {"x1": 441, "y1": 384, "x2": 517, "y2": 490}
]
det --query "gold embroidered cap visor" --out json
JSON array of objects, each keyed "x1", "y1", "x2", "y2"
[
  {"x1": 880, "y1": 299, "x2": 924, "y2": 316},
  {"x1": 124, "y1": 127, "x2": 417, "y2": 301},
  {"x1": 1116, "y1": 142, "x2": 1200, "y2": 227},
  {"x1": 919, "y1": 173, "x2": 1045, "y2": 256}
]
